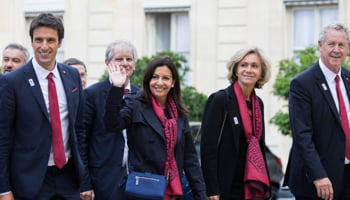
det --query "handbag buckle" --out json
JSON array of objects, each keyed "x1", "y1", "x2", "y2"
[{"x1": 135, "y1": 175, "x2": 161, "y2": 186}]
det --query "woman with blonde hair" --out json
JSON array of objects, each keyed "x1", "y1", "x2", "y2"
[{"x1": 201, "y1": 46, "x2": 271, "y2": 200}]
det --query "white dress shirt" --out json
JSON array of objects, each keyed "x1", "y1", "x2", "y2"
[
  {"x1": 32, "y1": 58, "x2": 71, "y2": 166},
  {"x1": 122, "y1": 82, "x2": 131, "y2": 167},
  {"x1": 319, "y1": 59, "x2": 350, "y2": 164}
]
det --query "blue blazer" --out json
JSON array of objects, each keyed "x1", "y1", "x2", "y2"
[
  {"x1": 0, "y1": 61, "x2": 91, "y2": 198},
  {"x1": 82, "y1": 79, "x2": 139, "y2": 200},
  {"x1": 104, "y1": 86, "x2": 208, "y2": 200},
  {"x1": 284, "y1": 62, "x2": 350, "y2": 198}
]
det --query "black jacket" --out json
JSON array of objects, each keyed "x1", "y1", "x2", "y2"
[
  {"x1": 104, "y1": 86, "x2": 208, "y2": 200},
  {"x1": 200, "y1": 84, "x2": 269, "y2": 199}
]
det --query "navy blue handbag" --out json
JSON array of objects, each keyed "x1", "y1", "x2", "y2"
[{"x1": 125, "y1": 171, "x2": 167, "y2": 200}]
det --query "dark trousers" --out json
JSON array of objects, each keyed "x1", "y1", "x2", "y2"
[
  {"x1": 295, "y1": 164, "x2": 350, "y2": 200},
  {"x1": 339, "y1": 164, "x2": 350, "y2": 199},
  {"x1": 16, "y1": 159, "x2": 80, "y2": 200}
]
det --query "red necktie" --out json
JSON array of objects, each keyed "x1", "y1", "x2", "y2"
[
  {"x1": 124, "y1": 88, "x2": 129, "y2": 95},
  {"x1": 47, "y1": 72, "x2": 66, "y2": 168},
  {"x1": 335, "y1": 75, "x2": 350, "y2": 159}
]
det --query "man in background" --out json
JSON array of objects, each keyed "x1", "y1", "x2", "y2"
[
  {"x1": 63, "y1": 57, "x2": 88, "y2": 88},
  {"x1": 2, "y1": 43, "x2": 30, "y2": 74},
  {"x1": 81, "y1": 39, "x2": 139, "y2": 200}
]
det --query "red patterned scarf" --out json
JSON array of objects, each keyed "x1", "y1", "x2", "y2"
[
  {"x1": 152, "y1": 96, "x2": 183, "y2": 200},
  {"x1": 233, "y1": 82, "x2": 270, "y2": 200}
]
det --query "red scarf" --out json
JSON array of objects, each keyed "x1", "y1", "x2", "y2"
[
  {"x1": 233, "y1": 82, "x2": 270, "y2": 200},
  {"x1": 152, "y1": 96, "x2": 183, "y2": 200}
]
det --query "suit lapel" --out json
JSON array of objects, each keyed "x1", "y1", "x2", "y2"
[
  {"x1": 23, "y1": 63, "x2": 50, "y2": 120},
  {"x1": 176, "y1": 117, "x2": 184, "y2": 145},
  {"x1": 143, "y1": 105, "x2": 184, "y2": 142},
  {"x1": 341, "y1": 69, "x2": 350, "y2": 104},
  {"x1": 225, "y1": 86, "x2": 240, "y2": 151},
  {"x1": 57, "y1": 64, "x2": 75, "y2": 118},
  {"x1": 313, "y1": 64, "x2": 340, "y2": 123},
  {"x1": 141, "y1": 105, "x2": 165, "y2": 139}
]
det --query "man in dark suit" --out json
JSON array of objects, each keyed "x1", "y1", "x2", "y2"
[
  {"x1": 0, "y1": 13, "x2": 94, "y2": 200},
  {"x1": 81, "y1": 40, "x2": 139, "y2": 200},
  {"x1": 284, "y1": 22, "x2": 350, "y2": 200}
]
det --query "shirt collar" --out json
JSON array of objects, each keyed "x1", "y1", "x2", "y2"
[
  {"x1": 32, "y1": 57, "x2": 59, "y2": 79},
  {"x1": 319, "y1": 59, "x2": 341, "y2": 83}
]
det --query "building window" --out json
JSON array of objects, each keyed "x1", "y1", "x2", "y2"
[
  {"x1": 153, "y1": 13, "x2": 171, "y2": 52},
  {"x1": 145, "y1": 11, "x2": 190, "y2": 85},
  {"x1": 285, "y1": 0, "x2": 339, "y2": 54},
  {"x1": 144, "y1": 0, "x2": 190, "y2": 84},
  {"x1": 172, "y1": 13, "x2": 190, "y2": 62},
  {"x1": 145, "y1": 12, "x2": 190, "y2": 61},
  {"x1": 143, "y1": 0, "x2": 190, "y2": 60},
  {"x1": 292, "y1": 7, "x2": 338, "y2": 51}
]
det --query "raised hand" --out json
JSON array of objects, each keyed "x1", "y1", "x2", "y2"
[{"x1": 107, "y1": 62, "x2": 127, "y2": 87}]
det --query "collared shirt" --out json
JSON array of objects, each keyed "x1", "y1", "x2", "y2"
[
  {"x1": 319, "y1": 59, "x2": 350, "y2": 164},
  {"x1": 122, "y1": 82, "x2": 131, "y2": 166},
  {"x1": 32, "y1": 58, "x2": 71, "y2": 166}
]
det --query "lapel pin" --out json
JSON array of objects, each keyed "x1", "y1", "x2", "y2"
[
  {"x1": 233, "y1": 116, "x2": 239, "y2": 125},
  {"x1": 321, "y1": 83, "x2": 328, "y2": 91},
  {"x1": 28, "y1": 79, "x2": 35, "y2": 87},
  {"x1": 63, "y1": 70, "x2": 67, "y2": 74}
]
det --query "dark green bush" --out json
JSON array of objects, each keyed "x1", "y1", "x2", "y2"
[{"x1": 270, "y1": 46, "x2": 350, "y2": 136}]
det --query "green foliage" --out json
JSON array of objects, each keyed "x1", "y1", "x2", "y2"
[
  {"x1": 98, "y1": 51, "x2": 207, "y2": 121},
  {"x1": 131, "y1": 51, "x2": 190, "y2": 87},
  {"x1": 131, "y1": 56, "x2": 149, "y2": 87},
  {"x1": 99, "y1": 71, "x2": 108, "y2": 82},
  {"x1": 269, "y1": 111, "x2": 292, "y2": 136},
  {"x1": 272, "y1": 46, "x2": 318, "y2": 100},
  {"x1": 270, "y1": 45, "x2": 350, "y2": 136},
  {"x1": 182, "y1": 86, "x2": 208, "y2": 121}
]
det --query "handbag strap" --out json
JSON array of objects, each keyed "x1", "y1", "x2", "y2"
[{"x1": 217, "y1": 112, "x2": 227, "y2": 147}]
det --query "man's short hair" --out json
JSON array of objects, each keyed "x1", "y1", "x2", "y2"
[
  {"x1": 63, "y1": 57, "x2": 87, "y2": 72},
  {"x1": 3, "y1": 43, "x2": 30, "y2": 62}
]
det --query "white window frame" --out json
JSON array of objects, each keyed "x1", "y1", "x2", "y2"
[
  {"x1": 170, "y1": 12, "x2": 190, "y2": 57},
  {"x1": 145, "y1": 11, "x2": 190, "y2": 54},
  {"x1": 287, "y1": 4, "x2": 338, "y2": 56}
]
